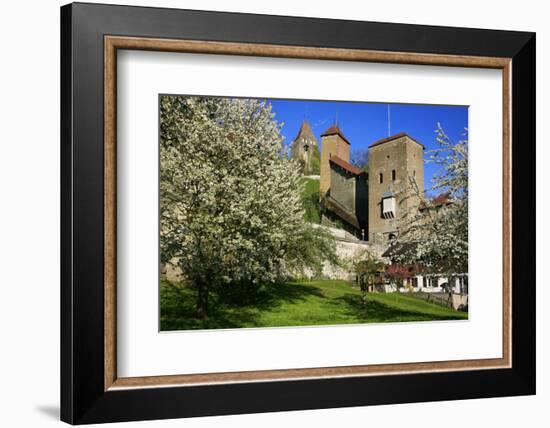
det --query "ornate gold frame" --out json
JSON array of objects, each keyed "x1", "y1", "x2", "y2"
[{"x1": 104, "y1": 36, "x2": 512, "y2": 391}]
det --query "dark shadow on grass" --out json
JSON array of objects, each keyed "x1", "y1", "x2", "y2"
[
  {"x1": 160, "y1": 280, "x2": 465, "y2": 331},
  {"x1": 327, "y1": 294, "x2": 465, "y2": 323},
  {"x1": 160, "y1": 280, "x2": 326, "y2": 331},
  {"x1": 253, "y1": 282, "x2": 325, "y2": 310}
]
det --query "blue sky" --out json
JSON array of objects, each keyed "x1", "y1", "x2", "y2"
[{"x1": 268, "y1": 98, "x2": 468, "y2": 191}]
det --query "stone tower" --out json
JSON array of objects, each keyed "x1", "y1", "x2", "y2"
[
  {"x1": 291, "y1": 120, "x2": 320, "y2": 175},
  {"x1": 367, "y1": 133, "x2": 424, "y2": 242},
  {"x1": 319, "y1": 124, "x2": 351, "y2": 194}
]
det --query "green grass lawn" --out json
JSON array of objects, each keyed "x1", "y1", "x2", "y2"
[{"x1": 160, "y1": 278, "x2": 467, "y2": 331}]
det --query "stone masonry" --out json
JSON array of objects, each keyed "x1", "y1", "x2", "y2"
[{"x1": 367, "y1": 133, "x2": 424, "y2": 242}]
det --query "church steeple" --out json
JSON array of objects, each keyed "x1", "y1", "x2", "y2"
[
  {"x1": 291, "y1": 120, "x2": 320, "y2": 175},
  {"x1": 293, "y1": 120, "x2": 318, "y2": 148}
]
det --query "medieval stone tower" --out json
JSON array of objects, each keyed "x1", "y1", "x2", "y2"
[
  {"x1": 367, "y1": 133, "x2": 424, "y2": 242},
  {"x1": 319, "y1": 124, "x2": 351, "y2": 194},
  {"x1": 291, "y1": 120, "x2": 320, "y2": 175}
]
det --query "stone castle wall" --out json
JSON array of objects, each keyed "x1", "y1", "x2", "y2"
[
  {"x1": 367, "y1": 135, "x2": 424, "y2": 240},
  {"x1": 320, "y1": 133, "x2": 350, "y2": 194}
]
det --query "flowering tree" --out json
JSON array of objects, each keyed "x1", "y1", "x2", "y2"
[
  {"x1": 395, "y1": 124, "x2": 468, "y2": 277},
  {"x1": 385, "y1": 263, "x2": 422, "y2": 292},
  {"x1": 160, "y1": 96, "x2": 337, "y2": 318},
  {"x1": 385, "y1": 263, "x2": 411, "y2": 289},
  {"x1": 351, "y1": 249, "x2": 385, "y2": 304}
]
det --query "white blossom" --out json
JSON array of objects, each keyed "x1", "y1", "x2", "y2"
[
  {"x1": 394, "y1": 124, "x2": 468, "y2": 276},
  {"x1": 159, "y1": 96, "x2": 337, "y2": 316}
]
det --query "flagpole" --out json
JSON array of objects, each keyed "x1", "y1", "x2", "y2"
[{"x1": 387, "y1": 104, "x2": 391, "y2": 137}]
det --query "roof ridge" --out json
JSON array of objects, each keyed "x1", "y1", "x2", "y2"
[
  {"x1": 369, "y1": 132, "x2": 424, "y2": 149},
  {"x1": 320, "y1": 124, "x2": 350, "y2": 144},
  {"x1": 329, "y1": 155, "x2": 365, "y2": 176}
]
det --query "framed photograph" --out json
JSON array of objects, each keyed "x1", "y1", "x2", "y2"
[{"x1": 61, "y1": 2, "x2": 535, "y2": 424}]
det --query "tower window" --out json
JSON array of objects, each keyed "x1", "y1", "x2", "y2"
[
  {"x1": 379, "y1": 173, "x2": 383, "y2": 184},
  {"x1": 382, "y1": 195, "x2": 396, "y2": 219},
  {"x1": 392, "y1": 170, "x2": 396, "y2": 181}
]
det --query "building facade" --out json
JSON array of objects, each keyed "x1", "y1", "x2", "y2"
[
  {"x1": 367, "y1": 133, "x2": 424, "y2": 242},
  {"x1": 319, "y1": 125, "x2": 351, "y2": 193},
  {"x1": 315, "y1": 124, "x2": 369, "y2": 238},
  {"x1": 313, "y1": 122, "x2": 424, "y2": 244},
  {"x1": 289, "y1": 120, "x2": 467, "y2": 300},
  {"x1": 323, "y1": 155, "x2": 368, "y2": 238}
]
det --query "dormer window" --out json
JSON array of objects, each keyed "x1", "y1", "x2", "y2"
[{"x1": 382, "y1": 190, "x2": 396, "y2": 219}]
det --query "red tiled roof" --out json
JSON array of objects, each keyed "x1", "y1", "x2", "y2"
[
  {"x1": 320, "y1": 124, "x2": 350, "y2": 144},
  {"x1": 419, "y1": 192, "x2": 452, "y2": 210},
  {"x1": 329, "y1": 155, "x2": 366, "y2": 176},
  {"x1": 369, "y1": 132, "x2": 424, "y2": 149},
  {"x1": 432, "y1": 193, "x2": 452, "y2": 206}
]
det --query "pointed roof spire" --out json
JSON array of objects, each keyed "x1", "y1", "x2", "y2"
[{"x1": 293, "y1": 120, "x2": 318, "y2": 146}]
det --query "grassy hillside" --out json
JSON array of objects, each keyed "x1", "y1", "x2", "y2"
[
  {"x1": 160, "y1": 279, "x2": 467, "y2": 331},
  {"x1": 300, "y1": 177, "x2": 322, "y2": 223}
]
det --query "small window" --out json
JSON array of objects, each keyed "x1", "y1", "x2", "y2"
[
  {"x1": 379, "y1": 173, "x2": 383, "y2": 184},
  {"x1": 413, "y1": 170, "x2": 416, "y2": 177},
  {"x1": 392, "y1": 170, "x2": 396, "y2": 181}
]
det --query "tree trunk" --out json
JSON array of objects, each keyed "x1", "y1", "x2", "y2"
[
  {"x1": 447, "y1": 276, "x2": 454, "y2": 309},
  {"x1": 196, "y1": 280, "x2": 209, "y2": 320}
]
